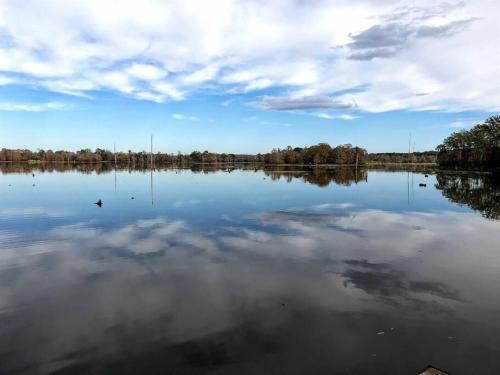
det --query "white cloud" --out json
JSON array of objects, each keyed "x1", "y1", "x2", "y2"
[
  {"x1": 153, "y1": 82, "x2": 185, "y2": 101},
  {"x1": 338, "y1": 114, "x2": 359, "y2": 120},
  {"x1": 315, "y1": 113, "x2": 335, "y2": 120},
  {"x1": 0, "y1": 101, "x2": 70, "y2": 112},
  {"x1": 0, "y1": 75, "x2": 16, "y2": 85},
  {"x1": 172, "y1": 113, "x2": 199, "y2": 121},
  {"x1": 126, "y1": 63, "x2": 167, "y2": 81},
  {"x1": 448, "y1": 118, "x2": 482, "y2": 128},
  {"x1": 313, "y1": 113, "x2": 359, "y2": 120},
  {"x1": 0, "y1": 0, "x2": 497, "y2": 112}
]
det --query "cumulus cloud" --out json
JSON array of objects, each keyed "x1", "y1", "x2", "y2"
[{"x1": 0, "y1": 0, "x2": 497, "y2": 112}]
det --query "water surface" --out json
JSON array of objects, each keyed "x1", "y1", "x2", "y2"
[{"x1": 1, "y1": 164, "x2": 499, "y2": 374}]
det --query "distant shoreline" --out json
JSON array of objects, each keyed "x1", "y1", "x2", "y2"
[{"x1": 0, "y1": 160, "x2": 438, "y2": 167}]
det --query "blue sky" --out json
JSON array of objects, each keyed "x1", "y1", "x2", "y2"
[{"x1": 0, "y1": 0, "x2": 498, "y2": 153}]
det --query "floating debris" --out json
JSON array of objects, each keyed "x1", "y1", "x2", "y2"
[
  {"x1": 95, "y1": 199, "x2": 103, "y2": 207},
  {"x1": 377, "y1": 331, "x2": 385, "y2": 335},
  {"x1": 418, "y1": 365, "x2": 451, "y2": 375},
  {"x1": 419, "y1": 183, "x2": 427, "y2": 187}
]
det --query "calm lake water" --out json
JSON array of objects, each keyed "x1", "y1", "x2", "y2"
[{"x1": 1, "y1": 164, "x2": 499, "y2": 375}]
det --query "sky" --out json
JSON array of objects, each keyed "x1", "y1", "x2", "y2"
[{"x1": 0, "y1": 0, "x2": 499, "y2": 154}]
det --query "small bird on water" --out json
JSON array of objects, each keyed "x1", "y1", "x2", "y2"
[{"x1": 95, "y1": 199, "x2": 103, "y2": 207}]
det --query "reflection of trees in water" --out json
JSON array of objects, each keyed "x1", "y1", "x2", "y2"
[
  {"x1": 0, "y1": 163, "x2": 368, "y2": 187},
  {"x1": 263, "y1": 167, "x2": 368, "y2": 187},
  {"x1": 435, "y1": 172, "x2": 500, "y2": 219},
  {"x1": 0, "y1": 162, "x2": 268, "y2": 174},
  {"x1": 1, "y1": 162, "x2": 124, "y2": 174},
  {"x1": 0, "y1": 162, "x2": 253, "y2": 175}
]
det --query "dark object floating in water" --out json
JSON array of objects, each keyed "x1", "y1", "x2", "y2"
[
  {"x1": 32, "y1": 173, "x2": 35, "y2": 177},
  {"x1": 32, "y1": 184, "x2": 35, "y2": 187},
  {"x1": 424, "y1": 174, "x2": 429, "y2": 177},
  {"x1": 418, "y1": 365, "x2": 451, "y2": 375},
  {"x1": 419, "y1": 183, "x2": 427, "y2": 187},
  {"x1": 95, "y1": 199, "x2": 103, "y2": 207},
  {"x1": 131, "y1": 196, "x2": 135, "y2": 200}
]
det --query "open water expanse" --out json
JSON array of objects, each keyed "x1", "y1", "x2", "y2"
[{"x1": 0, "y1": 164, "x2": 499, "y2": 374}]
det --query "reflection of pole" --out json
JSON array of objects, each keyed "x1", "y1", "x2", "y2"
[
  {"x1": 411, "y1": 170, "x2": 414, "y2": 197},
  {"x1": 150, "y1": 168, "x2": 154, "y2": 206},
  {"x1": 407, "y1": 170, "x2": 410, "y2": 205}
]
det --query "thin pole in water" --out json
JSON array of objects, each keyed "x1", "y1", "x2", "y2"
[
  {"x1": 411, "y1": 140, "x2": 415, "y2": 196},
  {"x1": 408, "y1": 133, "x2": 412, "y2": 164},
  {"x1": 355, "y1": 148, "x2": 359, "y2": 182},
  {"x1": 150, "y1": 134, "x2": 154, "y2": 170},
  {"x1": 150, "y1": 134, "x2": 154, "y2": 206},
  {"x1": 407, "y1": 135, "x2": 410, "y2": 205},
  {"x1": 114, "y1": 142, "x2": 117, "y2": 192}
]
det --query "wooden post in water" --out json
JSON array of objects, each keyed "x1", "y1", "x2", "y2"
[
  {"x1": 114, "y1": 142, "x2": 117, "y2": 192},
  {"x1": 408, "y1": 133, "x2": 412, "y2": 164},
  {"x1": 355, "y1": 147, "x2": 359, "y2": 183},
  {"x1": 150, "y1": 134, "x2": 154, "y2": 170},
  {"x1": 150, "y1": 134, "x2": 154, "y2": 206}
]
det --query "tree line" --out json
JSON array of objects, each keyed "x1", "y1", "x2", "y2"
[
  {"x1": 0, "y1": 142, "x2": 444, "y2": 165},
  {"x1": 368, "y1": 152, "x2": 436, "y2": 164},
  {"x1": 436, "y1": 115, "x2": 500, "y2": 167},
  {"x1": 0, "y1": 143, "x2": 370, "y2": 165}
]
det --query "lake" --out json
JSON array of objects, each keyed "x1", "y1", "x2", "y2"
[{"x1": 1, "y1": 164, "x2": 499, "y2": 375}]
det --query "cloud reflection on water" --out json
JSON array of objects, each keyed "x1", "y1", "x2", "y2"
[{"x1": 1, "y1": 206, "x2": 500, "y2": 373}]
